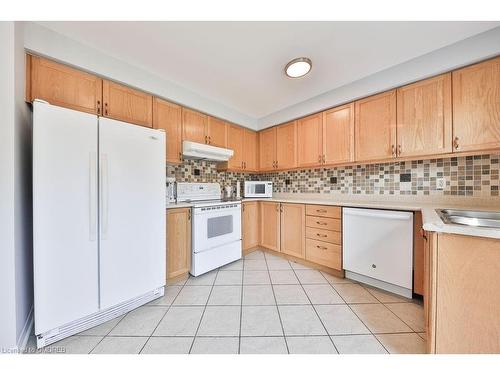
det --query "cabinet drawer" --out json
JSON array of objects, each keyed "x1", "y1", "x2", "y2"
[
  {"x1": 306, "y1": 239, "x2": 342, "y2": 270},
  {"x1": 306, "y1": 216, "x2": 341, "y2": 231},
  {"x1": 306, "y1": 205, "x2": 341, "y2": 218},
  {"x1": 306, "y1": 227, "x2": 341, "y2": 245}
]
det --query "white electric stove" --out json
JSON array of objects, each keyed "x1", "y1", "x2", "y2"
[{"x1": 176, "y1": 183, "x2": 242, "y2": 276}]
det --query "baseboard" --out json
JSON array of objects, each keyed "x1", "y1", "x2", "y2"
[{"x1": 17, "y1": 305, "x2": 34, "y2": 353}]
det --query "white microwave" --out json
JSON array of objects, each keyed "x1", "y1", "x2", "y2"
[{"x1": 244, "y1": 181, "x2": 273, "y2": 198}]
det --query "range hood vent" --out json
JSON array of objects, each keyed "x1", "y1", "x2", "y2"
[{"x1": 182, "y1": 140, "x2": 234, "y2": 162}]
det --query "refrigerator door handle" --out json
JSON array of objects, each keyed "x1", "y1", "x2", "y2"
[
  {"x1": 89, "y1": 151, "x2": 97, "y2": 241},
  {"x1": 100, "y1": 153, "x2": 109, "y2": 240}
]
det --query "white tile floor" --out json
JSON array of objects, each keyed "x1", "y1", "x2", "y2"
[{"x1": 26, "y1": 249, "x2": 426, "y2": 354}]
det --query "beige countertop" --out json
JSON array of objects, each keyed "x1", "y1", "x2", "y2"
[{"x1": 167, "y1": 193, "x2": 500, "y2": 239}]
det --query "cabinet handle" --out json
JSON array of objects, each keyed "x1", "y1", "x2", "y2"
[
  {"x1": 243, "y1": 161, "x2": 247, "y2": 169},
  {"x1": 104, "y1": 102, "x2": 108, "y2": 116},
  {"x1": 322, "y1": 155, "x2": 325, "y2": 164},
  {"x1": 391, "y1": 144, "x2": 396, "y2": 157},
  {"x1": 209, "y1": 136, "x2": 212, "y2": 144},
  {"x1": 316, "y1": 234, "x2": 327, "y2": 238},
  {"x1": 97, "y1": 100, "x2": 101, "y2": 115},
  {"x1": 316, "y1": 221, "x2": 327, "y2": 225},
  {"x1": 318, "y1": 155, "x2": 321, "y2": 163},
  {"x1": 242, "y1": 204, "x2": 245, "y2": 212},
  {"x1": 179, "y1": 152, "x2": 182, "y2": 162},
  {"x1": 275, "y1": 204, "x2": 279, "y2": 212},
  {"x1": 316, "y1": 209, "x2": 327, "y2": 213},
  {"x1": 453, "y1": 136, "x2": 459, "y2": 150},
  {"x1": 316, "y1": 245, "x2": 328, "y2": 250},
  {"x1": 398, "y1": 144, "x2": 402, "y2": 156},
  {"x1": 275, "y1": 161, "x2": 278, "y2": 169},
  {"x1": 280, "y1": 205, "x2": 284, "y2": 213},
  {"x1": 188, "y1": 210, "x2": 191, "y2": 221},
  {"x1": 205, "y1": 135, "x2": 208, "y2": 144}
]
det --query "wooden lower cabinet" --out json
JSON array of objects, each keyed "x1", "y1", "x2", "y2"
[
  {"x1": 242, "y1": 201, "x2": 260, "y2": 253},
  {"x1": 425, "y1": 232, "x2": 500, "y2": 353},
  {"x1": 280, "y1": 203, "x2": 305, "y2": 258},
  {"x1": 260, "y1": 201, "x2": 280, "y2": 251},
  {"x1": 304, "y1": 204, "x2": 342, "y2": 271},
  {"x1": 166, "y1": 208, "x2": 191, "y2": 281}
]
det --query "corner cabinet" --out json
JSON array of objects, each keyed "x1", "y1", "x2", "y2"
[
  {"x1": 166, "y1": 208, "x2": 192, "y2": 281},
  {"x1": 153, "y1": 98, "x2": 183, "y2": 164},
  {"x1": 355, "y1": 90, "x2": 397, "y2": 162},
  {"x1": 27, "y1": 55, "x2": 103, "y2": 115},
  {"x1": 260, "y1": 201, "x2": 281, "y2": 251},
  {"x1": 452, "y1": 57, "x2": 500, "y2": 152},
  {"x1": 102, "y1": 80, "x2": 153, "y2": 127}
]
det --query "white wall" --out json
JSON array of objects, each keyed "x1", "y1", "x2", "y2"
[
  {"x1": 23, "y1": 22, "x2": 258, "y2": 130},
  {"x1": 0, "y1": 21, "x2": 18, "y2": 352},
  {"x1": 0, "y1": 21, "x2": 33, "y2": 352},
  {"x1": 258, "y1": 26, "x2": 500, "y2": 128}
]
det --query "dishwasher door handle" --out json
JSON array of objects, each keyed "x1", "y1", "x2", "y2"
[{"x1": 344, "y1": 209, "x2": 412, "y2": 221}]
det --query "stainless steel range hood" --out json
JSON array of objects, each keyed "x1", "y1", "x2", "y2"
[{"x1": 182, "y1": 140, "x2": 234, "y2": 161}]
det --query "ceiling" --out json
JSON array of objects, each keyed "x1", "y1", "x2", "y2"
[{"x1": 37, "y1": 21, "x2": 499, "y2": 120}]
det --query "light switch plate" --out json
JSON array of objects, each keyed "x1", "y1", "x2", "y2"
[{"x1": 436, "y1": 177, "x2": 446, "y2": 190}]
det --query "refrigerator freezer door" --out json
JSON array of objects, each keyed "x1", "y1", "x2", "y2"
[
  {"x1": 33, "y1": 101, "x2": 99, "y2": 334},
  {"x1": 98, "y1": 117, "x2": 166, "y2": 309}
]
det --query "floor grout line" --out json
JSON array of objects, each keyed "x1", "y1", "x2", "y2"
[
  {"x1": 263, "y1": 250, "x2": 289, "y2": 354},
  {"x1": 187, "y1": 267, "x2": 220, "y2": 354}
]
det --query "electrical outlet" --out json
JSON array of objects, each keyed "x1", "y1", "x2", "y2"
[
  {"x1": 400, "y1": 173, "x2": 411, "y2": 182},
  {"x1": 285, "y1": 178, "x2": 291, "y2": 185},
  {"x1": 436, "y1": 177, "x2": 446, "y2": 190},
  {"x1": 330, "y1": 177, "x2": 337, "y2": 184},
  {"x1": 193, "y1": 169, "x2": 200, "y2": 176}
]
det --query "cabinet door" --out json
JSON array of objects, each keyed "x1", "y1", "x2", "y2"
[
  {"x1": 297, "y1": 113, "x2": 323, "y2": 167},
  {"x1": 259, "y1": 127, "x2": 277, "y2": 171},
  {"x1": 243, "y1": 129, "x2": 259, "y2": 172},
  {"x1": 207, "y1": 116, "x2": 227, "y2": 147},
  {"x1": 260, "y1": 202, "x2": 280, "y2": 252},
  {"x1": 167, "y1": 208, "x2": 191, "y2": 280},
  {"x1": 227, "y1": 124, "x2": 245, "y2": 170},
  {"x1": 182, "y1": 108, "x2": 207, "y2": 144},
  {"x1": 103, "y1": 80, "x2": 153, "y2": 127},
  {"x1": 30, "y1": 55, "x2": 102, "y2": 115},
  {"x1": 242, "y1": 202, "x2": 260, "y2": 252},
  {"x1": 397, "y1": 73, "x2": 452, "y2": 157},
  {"x1": 280, "y1": 204, "x2": 305, "y2": 258},
  {"x1": 355, "y1": 90, "x2": 397, "y2": 162},
  {"x1": 153, "y1": 98, "x2": 182, "y2": 164},
  {"x1": 323, "y1": 103, "x2": 354, "y2": 164},
  {"x1": 276, "y1": 121, "x2": 298, "y2": 170},
  {"x1": 452, "y1": 57, "x2": 500, "y2": 152}
]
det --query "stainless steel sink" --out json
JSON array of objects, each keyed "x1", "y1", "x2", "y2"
[{"x1": 436, "y1": 209, "x2": 500, "y2": 228}]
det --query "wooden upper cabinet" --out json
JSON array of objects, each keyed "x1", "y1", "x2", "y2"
[
  {"x1": 297, "y1": 113, "x2": 323, "y2": 167},
  {"x1": 355, "y1": 90, "x2": 397, "y2": 162},
  {"x1": 242, "y1": 201, "x2": 260, "y2": 252},
  {"x1": 243, "y1": 129, "x2": 259, "y2": 172},
  {"x1": 259, "y1": 127, "x2": 277, "y2": 171},
  {"x1": 207, "y1": 116, "x2": 227, "y2": 147},
  {"x1": 103, "y1": 80, "x2": 153, "y2": 127},
  {"x1": 260, "y1": 201, "x2": 280, "y2": 252},
  {"x1": 397, "y1": 74, "x2": 452, "y2": 158},
  {"x1": 280, "y1": 204, "x2": 305, "y2": 259},
  {"x1": 276, "y1": 121, "x2": 298, "y2": 170},
  {"x1": 452, "y1": 57, "x2": 500, "y2": 152},
  {"x1": 28, "y1": 55, "x2": 102, "y2": 115},
  {"x1": 182, "y1": 108, "x2": 207, "y2": 144},
  {"x1": 227, "y1": 124, "x2": 245, "y2": 170},
  {"x1": 153, "y1": 98, "x2": 182, "y2": 164},
  {"x1": 323, "y1": 103, "x2": 354, "y2": 165}
]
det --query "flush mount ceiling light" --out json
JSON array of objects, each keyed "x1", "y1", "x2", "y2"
[{"x1": 285, "y1": 57, "x2": 312, "y2": 78}]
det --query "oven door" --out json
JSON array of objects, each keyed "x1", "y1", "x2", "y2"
[{"x1": 192, "y1": 204, "x2": 241, "y2": 253}]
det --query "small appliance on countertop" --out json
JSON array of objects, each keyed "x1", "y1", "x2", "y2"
[
  {"x1": 243, "y1": 180, "x2": 273, "y2": 198},
  {"x1": 176, "y1": 182, "x2": 242, "y2": 276}
]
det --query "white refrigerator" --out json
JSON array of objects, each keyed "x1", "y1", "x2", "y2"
[{"x1": 33, "y1": 101, "x2": 166, "y2": 348}]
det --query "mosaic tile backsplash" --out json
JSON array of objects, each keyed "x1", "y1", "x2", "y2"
[{"x1": 167, "y1": 154, "x2": 500, "y2": 197}]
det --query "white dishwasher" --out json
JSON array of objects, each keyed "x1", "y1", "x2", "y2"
[{"x1": 343, "y1": 207, "x2": 413, "y2": 298}]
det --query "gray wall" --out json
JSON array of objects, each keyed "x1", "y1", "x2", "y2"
[{"x1": 0, "y1": 21, "x2": 33, "y2": 352}]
